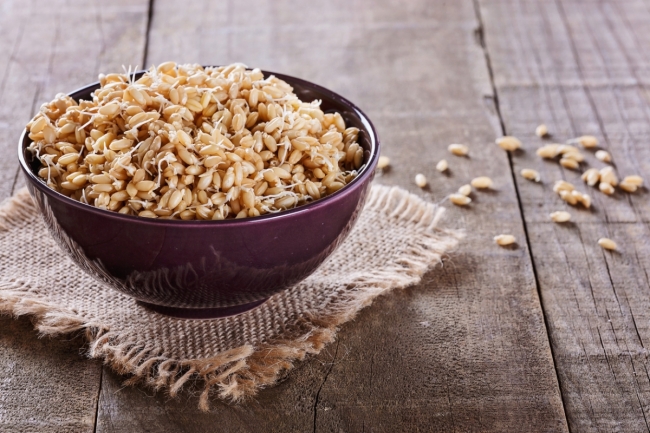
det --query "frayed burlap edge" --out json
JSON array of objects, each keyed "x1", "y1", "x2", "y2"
[{"x1": 0, "y1": 186, "x2": 462, "y2": 411}]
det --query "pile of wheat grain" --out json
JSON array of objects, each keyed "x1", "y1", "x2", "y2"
[{"x1": 26, "y1": 63, "x2": 363, "y2": 220}]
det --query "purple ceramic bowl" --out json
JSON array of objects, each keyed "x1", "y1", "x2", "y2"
[{"x1": 18, "y1": 70, "x2": 379, "y2": 319}]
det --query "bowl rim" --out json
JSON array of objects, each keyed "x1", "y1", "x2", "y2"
[{"x1": 18, "y1": 68, "x2": 380, "y2": 226}]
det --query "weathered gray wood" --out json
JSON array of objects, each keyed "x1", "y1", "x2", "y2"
[
  {"x1": 0, "y1": 1, "x2": 150, "y2": 431},
  {"x1": 478, "y1": 0, "x2": 650, "y2": 430},
  {"x1": 0, "y1": 317, "x2": 102, "y2": 433},
  {"x1": 97, "y1": 357, "x2": 327, "y2": 432},
  {"x1": 96, "y1": 0, "x2": 568, "y2": 431},
  {"x1": 0, "y1": 0, "x2": 152, "y2": 201}
]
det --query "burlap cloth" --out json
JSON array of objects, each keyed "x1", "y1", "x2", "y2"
[{"x1": 0, "y1": 184, "x2": 461, "y2": 410}]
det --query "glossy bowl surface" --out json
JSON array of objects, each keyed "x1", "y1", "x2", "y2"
[{"x1": 18, "y1": 70, "x2": 379, "y2": 318}]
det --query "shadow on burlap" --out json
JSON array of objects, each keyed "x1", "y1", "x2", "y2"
[{"x1": 0, "y1": 184, "x2": 462, "y2": 411}]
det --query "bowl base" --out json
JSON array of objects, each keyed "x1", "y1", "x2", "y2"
[{"x1": 137, "y1": 298, "x2": 268, "y2": 319}]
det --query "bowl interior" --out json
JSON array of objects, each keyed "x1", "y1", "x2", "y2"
[{"x1": 20, "y1": 68, "x2": 379, "y2": 223}]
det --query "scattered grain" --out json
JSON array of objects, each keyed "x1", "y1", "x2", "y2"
[
  {"x1": 558, "y1": 145, "x2": 584, "y2": 161},
  {"x1": 449, "y1": 193, "x2": 471, "y2": 206},
  {"x1": 560, "y1": 190, "x2": 578, "y2": 205},
  {"x1": 578, "y1": 193, "x2": 591, "y2": 208},
  {"x1": 599, "y1": 166, "x2": 618, "y2": 186},
  {"x1": 537, "y1": 144, "x2": 561, "y2": 159},
  {"x1": 559, "y1": 157, "x2": 580, "y2": 170},
  {"x1": 581, "y1": 168, "x2": 600, "y2": 186},
  {"x1": 448, "y1": 144, "x2": 469, "y2": 156},
  {"x1": 436, "y1": 159, "x2": 449, "y2": 172},
  {"x1": 550, "y1": 211, "x2": 571, "y2": 223},
  {"x1": 575, "y1": 135, "x2": 599, "y2": 148},
  {"x1": 535, "y1": 124, "x2": 549, "y2": 137},
  {"x1": 520, "y1": 168, "x2": 541, "y2": 182},
  {"x1": 494, "y1": 234, "x2": 516, "y2": 246},
  {"x1": 622, "y1": 175, "x2": 643, "y2": 187},
  {"x1": 470, "y1": 176, "x2": 493, "y2": 189},
  {"x1": 458, "y1": 184, "x2": 472, "y2": 196},
  {"x1": 598, "y1": 238, "x2": 617, "y2": 250},
  {"x1": 619, "y1": 181, "x2": 637, "y2": 193},
  {"x1": 377, "y1": 156, "x2": 390, "y2": 169},
  {"x1": 496, "y1": 136, "x2": 521, "y2": 151},
  {"x1": 599, "y1": 182, "x2": 615, "y2": 195},
  {"x1": 595, "y1": 150, "x2": 611, "y2": 162},
  {"x1": 415, "y1": 173, "x2": 427, "y2": 188},
  {"x1": 553, "y1": 180, "x2": 575, "y2": 193}
]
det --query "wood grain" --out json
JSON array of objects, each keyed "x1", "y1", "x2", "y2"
[
  {"x1": 0, "y1": 0, "x2": 150, "y2": 431},
  {"x1": 95, "y1": 0, "x2": 568, "y2": 431},
  {"x1": 0, "y1": 318, "x2": 102, "y2": 433},
  {"x1": 477, "y1": 0, "x2": 650, "y2": 430}
]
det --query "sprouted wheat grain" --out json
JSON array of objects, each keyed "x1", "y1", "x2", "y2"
[
  {"x1": 520, "y1": 168, "x2": 540, "y2": 182},
  {"x1": 595, "y1": 150, "x2": 611, "y2": 163},
  {"x1": 494, "y1": 234, "x2": 516, "y2": 246},
  {"x1": 448, "y1": 144, "x2": 469, "y2": 156},
  {"x1": 598, "y1": 238, "x2": 616, "y2": 250},
  {"x1": 550, "y1": 211, "x2": 571, "y2": 223},
  {"x1": 26, "y1": 63, "x2": 363, "y2": 220},
  {"x1": 449, "y1": 193, "x2": 471, "y2": 206},
  {"x1": 470, "y1": 176, "x2": 493, "y2": 189},
  {"x1": 458, "y1": 184, "x2": 472, "y2": 196},
  {"x1": 496, "y1": 136, "x2": 521, "y2": 151},
  {"x1": 415, "y1": 173, "x2": 427, "y2": 188}
]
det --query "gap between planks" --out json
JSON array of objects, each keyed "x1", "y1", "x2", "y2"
[
  {"x1": 471, "y1": 0, "x2": 572, "y2": 430},
  {"x1": 92, "y1": 0, "x2": 155, "y2": 430}
]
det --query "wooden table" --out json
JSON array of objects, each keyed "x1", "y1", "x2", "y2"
[{"x1": 1, "y1": 0, "x2": 649, "y2": 431}]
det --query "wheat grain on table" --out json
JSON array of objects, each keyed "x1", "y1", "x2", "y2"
[
  {"x1": 479, "y1": 0, "x2": 650, "y2": 430},
  {"x1": 2, "y1": 0, "x2": 649, "y2": 431}
]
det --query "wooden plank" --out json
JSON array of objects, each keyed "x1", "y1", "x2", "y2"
[
  {"x1": 477, "y1": 0, "x2": 650, "y2": 430},
  {"x1": 96, "y1": 0, "x2": 568, "y2": 431},
  {"x1": 0, "y1": 317, "x2": 102, "y2": 433},
  {"x1": 1, "y1": 0, "x2": 153, "y2": 199},
  {"x1": 0, "y1": 1, "x2": 150, "y2": 431},
  {"x1": 96, "y1": 359, "x2": 328, "y2": 432}
]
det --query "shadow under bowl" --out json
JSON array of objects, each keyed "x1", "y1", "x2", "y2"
[{"x1": 18, "y1": 70, "x2": 380, "y2": 319}]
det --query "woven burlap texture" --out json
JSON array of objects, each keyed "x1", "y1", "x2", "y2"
[{"x1": 0, "y1": 184, "x2": 461, "y2": 410}]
